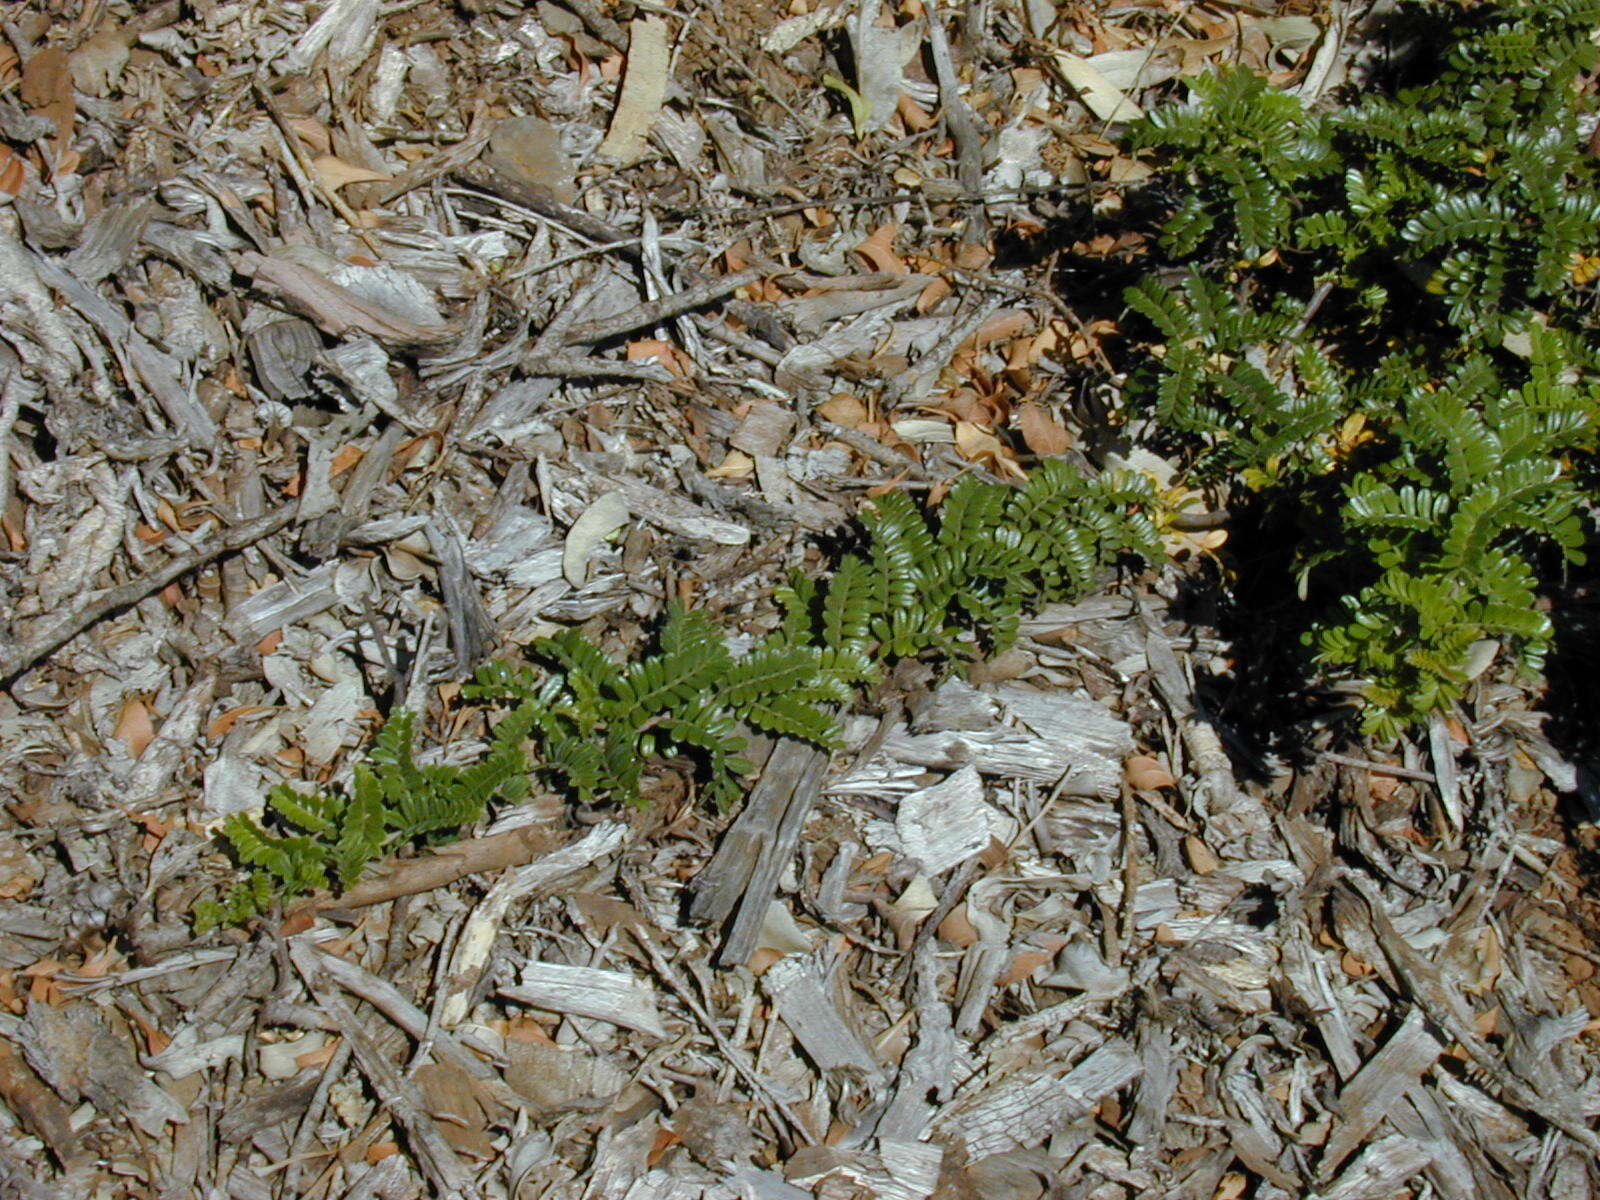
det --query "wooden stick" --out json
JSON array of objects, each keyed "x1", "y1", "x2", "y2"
[{"x1": 1, "y1": 502, "x2": 298, "y2": 685}]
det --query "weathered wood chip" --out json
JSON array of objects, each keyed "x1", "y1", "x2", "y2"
[
  {"x1": 500, "y1": 962, "x2": 666, "y2": 1038},
  {"x1": 1324, "y1": 1008, "x2": 1443, "y2": 1169},
  {"x1": 762, "y1": 954, "x2": 879, "y2": 1075},
  {"x1": 931, "y1": 1039, "x2": 1142, "y2": 1159}
]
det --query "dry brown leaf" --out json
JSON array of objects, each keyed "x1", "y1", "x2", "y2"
[
  {"x1": 954, "y1": 420, "x2": 1025, "y2": 478},
  {"x1": 1107, "y1": 156, "x2": 1154, "y2": 183},
  {"x1": 1341, "y1": 951, "x2": 1372, "y2": 978},
  {"x1": 896, "y1": 91, "x2": 936, "y2": 131},
  {"x1": 68, "y1": 28, "x2": 130, "y2": 97},
  {"x1": 204, "y1": 704, "x2": 267, "y2": 742},
  {"x1": 937, "y1": 903, "x2": 978, "y2": 948},
  {"x1": 818, "y1": 393, "x2": 869, "y2": 427},
  {"x1": 967, "y1": 309, "x2": 1032, "y2": 350},
  {"x1": 953, "y1": 242, "x2": 992, "y2": 270},
  {"x1": 0, "y1": 1041, "x2": 77, "y2": 1165},
  {"x1": 329, "y1": 444, "x2": 365, "y2": 476},
  {"x1": 287, "y1": 115, "x2": 333, "y2": 155},
  {"x1": 312, "y1": 154, "x2": 391, "y2": 191},
  {"x1": 626, "y1": 337, "x2": 691, "y2": 377},
  {"x1": 1184, "y1": 835, "x2": 1220, "y2": 876},
  {"x1": 0, "y1": 145, "x2": 26, "y2": 199},
  {"x1": 854, "y1": 223, "x2": 907, "y2": 275},
  {"x1": 115, "y1": 698, "x2": 157, "y2": 760},
  {"x1": 916, "y1": 276, "x2": 952, "y2": 313},
  {"x1": 747, "y1": 946, "x2": 784, "y2": 976},
  {"x1": 1016, "y1": 402, "x2": 1071, "y2": 457},
  {"x1": 20, "y1": 47, "x2": 74, "y2": 164},
  {"x1": 997, "y1": 946, "x2": 1055, "y2": 988},
  {"x1": 1124, "y1": 754, "x2": 1178, "y2": 791},
  {"x1": 0, "y1": 842, "x2": 40, "y2": 901}
]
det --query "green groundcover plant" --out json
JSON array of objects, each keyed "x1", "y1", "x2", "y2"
[{"x1": 1122, "y1": 0, "x2": 1600, "y2": 737}]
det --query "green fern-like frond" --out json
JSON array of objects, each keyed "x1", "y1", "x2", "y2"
[
  {"x1": 1124, "y1": 1, "x2": 1600, "y2": 740},
  {"x1": 331, "y1": 768, "x2": 387, "y2": 888},
  {"x1": 199, "y1": 458, "x2": 1170, "y2": 926}
]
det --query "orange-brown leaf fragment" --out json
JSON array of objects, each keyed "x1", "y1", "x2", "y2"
[
  {"x1": 115, "y1": 698, "x2": 157, "y2": 760},
  {"x1": 1016, "y1": 402, "x2": 1071, "y2": 456},
  {"x1": 1124, "y1": 753, "x2": 1177, "y2": 791},
  {"x1": 854, "y1": 223, "x2": 907, "y2": 274}
]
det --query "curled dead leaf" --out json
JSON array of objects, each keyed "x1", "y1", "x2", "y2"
[
  {"x1": 1124, "y1": 754, "x2": 1178, "y2": 791},
  {"x1": 854, "y1": 223, "x2": 907, "y2": 275}
]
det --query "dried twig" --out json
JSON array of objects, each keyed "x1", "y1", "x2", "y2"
[
  {"x1": 286, "y1": 939, "x2": 479, "y2": 1197},
  {"x1": 293, "y1": 823, "x2": 559, "y2": 917},
  {"x1": 924, "y1": 0, "x2": 987, "y2": 202},
  {"x1": 0, "y1": 501, "x2": 299, "y2": 684},
  {"x1": 559, "y1": 268, "x2": 763, "y2": 346}
]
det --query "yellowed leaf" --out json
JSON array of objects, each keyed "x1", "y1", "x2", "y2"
[
  {"x1": 563, "y1": 491, "x2": 629, "y2": 586},
  {"x1": 708, "y1": 449, "x2": 755, "y2": 479},
  {"x1": 1052, "y1": 51, "x2": 1144, "y2": 122}
]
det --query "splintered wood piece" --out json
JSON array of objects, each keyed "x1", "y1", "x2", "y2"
[
  {"x1": 501, "y1": 962, "x2": 666, "y2": 1038},
  {"x1": 690, "y1": 736, "x2": 830, "y2": 967},
  {"x1": 761, "y1": 955, "x2": 878, "y2": 1075},
  {"x1": 438, "y1": 821, "x2": 628, "y2": 1026},
  {"x1": 1323, "y1": 1009, "x2": 1443, "y2": 1169},
  {"x1": 1316, "y1": 1135, "x2": 1432, "y2": 1200},
  {"x1": 286, "y1": 940, "x2": 473, "y2": 1196},
  {"x1": 931, "y1": 1040, "x2": 1143, "y2": 1159},
  {"x1": 2, "y1": 502, "x2": 298, "y2": 683}
]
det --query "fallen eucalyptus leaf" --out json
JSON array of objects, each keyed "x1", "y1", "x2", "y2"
[{"x1": 562, "y1": 491, "x2": 630, "y2": 586}]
